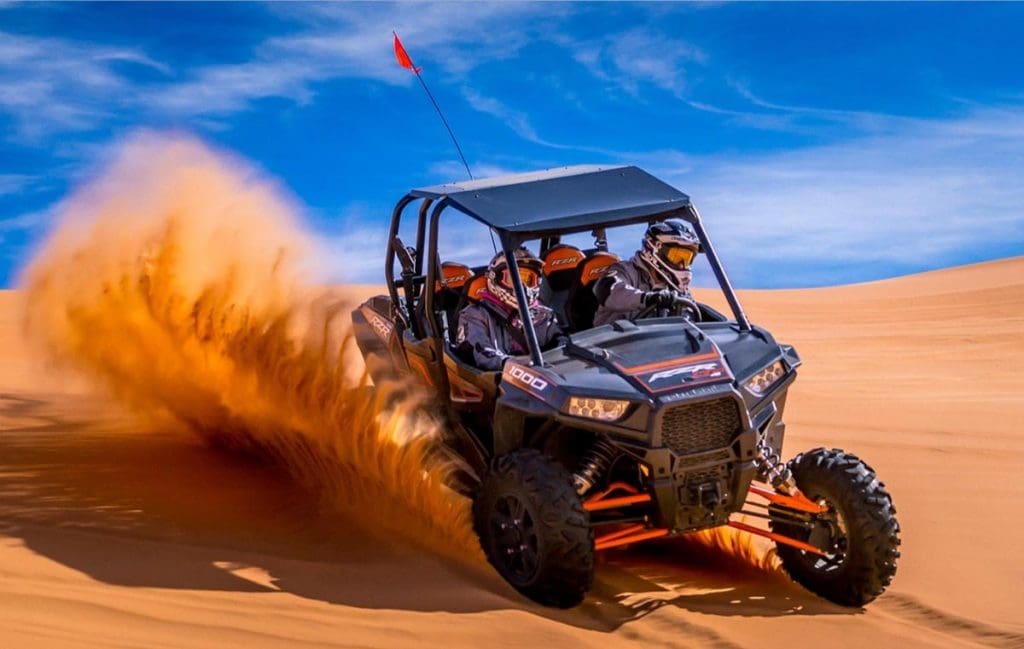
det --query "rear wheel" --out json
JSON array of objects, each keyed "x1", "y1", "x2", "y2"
[
  {"x1": 473, "y1": 449, "x2": 594, "y2": 608},
  {"x1": 771, "y1": 448, "x2": 901, "y2": 606}
]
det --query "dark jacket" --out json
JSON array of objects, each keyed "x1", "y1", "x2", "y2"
[
  {"x1": 456, "y1": 292, "x2": 563, "y2": 371},
  {"x1": 592, "y1": 255, "x2": 693, "y2": 327}
]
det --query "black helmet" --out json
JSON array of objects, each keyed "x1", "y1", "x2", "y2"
[
  {"x1": 485, "y1": 246, "x2": 543, "y2": 309},
  {"x1": 638, "y1": 220, "x2": 699, "y2": 290}
]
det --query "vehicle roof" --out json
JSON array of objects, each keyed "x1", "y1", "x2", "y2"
[{"x1": 411, "y1": 165, "x2": 691, "y2": 237}]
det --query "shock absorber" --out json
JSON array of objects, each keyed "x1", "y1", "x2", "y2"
[
  {"x1": 573, "y1": 438, "x2": 618, "y2": 495},
  {"x1": 754, "y1": 436, "x2": 798, "y2": 494}
]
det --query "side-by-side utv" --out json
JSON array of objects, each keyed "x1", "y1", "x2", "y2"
[{"x1": 352, "y1": 165, "x2": 900, "y2": 608}]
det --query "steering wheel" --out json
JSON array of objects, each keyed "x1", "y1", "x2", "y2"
[{"x1": 634, "y1": 294, "x2": 703, "y2": 322}]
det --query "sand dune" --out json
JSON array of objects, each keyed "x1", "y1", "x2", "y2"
[{"x1": 2, "y1": 258, "x2": 1022, "y2": 648}]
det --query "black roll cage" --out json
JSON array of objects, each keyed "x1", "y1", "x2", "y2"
[{"x1": 385, "y1": 196, "x2": 751, "y2": 367}]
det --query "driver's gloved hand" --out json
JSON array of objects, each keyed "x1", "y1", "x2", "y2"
[{"x1": 643, "y1": 289, "x2": 678, "y2": 309}]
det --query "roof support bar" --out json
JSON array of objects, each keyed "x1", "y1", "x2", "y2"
[
  {"x1": 425, "y1": 199, "x2": 451, "y2": 342},
  {"x1": 414, "y1": 198, "x2": 432, "y2": 275},
  {"x1": 385, "y1": 194, "x2": 420, "y2": 335},
  {"x1": 687, "y1": 204, "x2": 751, "y2": 331},
  {"x1": 501, "y1": 235, "x2": 545, "y2": 367}
]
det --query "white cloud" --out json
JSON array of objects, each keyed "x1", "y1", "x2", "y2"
[
  {"x1": 0, "y1": 206, "x2": 50, "y2": 246},
  {"x1": 459, "y1": 88, "x2": 600, "y2": 152},
  {"x1": 427, "y1": 159, "x2": 518, "y2": 182},
  {"x1": 0, "y1": 31, "x2": 149, "y2": 140},
  {"x1": 461, "y1": 89, "x2": 544, "y2": 144},
  {"x1": 607, "y1": 29, "x2": 704, "y2": 95},
  {"x1": 0, "y1": 173, "x2": 34, "y2": 195},
  {"x1": 147, "y1": 3, "x2": 551, "y2": 120},
  {"x1": 458, "y1": 87, "x2": 633, "y2": 157},
  {"x1": 649, "y1": 108, "x2": 1024, "y2": 285},
  {"x1": 2, "y1": 4, "x2": 707, "y2": 144},
  {"x1": 561, "y1": 28, "x2": 705, "y2": 97},
  {"x1": 0, "y1": 4, "x2": 554, "y2": 141},
  {"x1": 313, "y1": 227, "x2": 390, "y2": 284}
]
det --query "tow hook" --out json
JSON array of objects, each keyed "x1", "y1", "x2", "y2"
[{"x1": 697, "y1": 480, "x2": 727, "y2": 510}]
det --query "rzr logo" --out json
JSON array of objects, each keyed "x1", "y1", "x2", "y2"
[
  {"x1": 549, "y1": 256, "x2": 578, "y2": 267},
  {"x1": 508, "y1": 365, "x2": 549, "y2": 391},
  {"x1": 444, "y1": 273, "x2": 469, "y2": 285},
  {"x1": 369, "y1": 314, "x2": 393, "y2": 341},
  {"x1": 649, "y1": 362, "x2": 723, "y2": 384}
]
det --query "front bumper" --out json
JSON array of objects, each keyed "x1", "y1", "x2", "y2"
[{"x1": 611, "y1": 381, "x2": 790, "y2": 532}]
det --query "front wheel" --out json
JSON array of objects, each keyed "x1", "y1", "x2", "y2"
[
  {"x1": 771, "y1": 448, "x2": 901, "y2": 606},
  {"x1": 473, "y1": 449, "x2": 594, "y2": 608}
]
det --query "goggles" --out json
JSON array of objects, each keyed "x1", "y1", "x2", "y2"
[
  {"x1": 501, "y1": 267, "x2": 541, "y2": 289},
  {"x1": 662, "y1": 244, "x2": 696, "y2": 269}
]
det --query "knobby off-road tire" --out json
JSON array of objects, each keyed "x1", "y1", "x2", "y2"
[
  {"x1": 473, "y1": 449, "x2": 594, "y2": 608},
  {"x1": 772, "y1": 448, "x2": 901, "y2": 607}
]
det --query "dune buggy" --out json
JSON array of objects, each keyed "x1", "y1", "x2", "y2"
[{"x1": 352, "y1": 165, "x2": 900, "y2": 608}]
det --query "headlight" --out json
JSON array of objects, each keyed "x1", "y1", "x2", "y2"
[
  {"x1": 567, "y1": 397, "x2": 630, "y2": 421},
  {"x1": 745, "y1": 361, "x2": 786, "y2": 396}
]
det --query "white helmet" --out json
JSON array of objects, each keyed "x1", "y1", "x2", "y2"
[
  {"x1": 485, "y1": 247, "x2": 543, "y2": 310},
  {"x1": 637, "y1": 220, "x2": 699, "y2": 290}
]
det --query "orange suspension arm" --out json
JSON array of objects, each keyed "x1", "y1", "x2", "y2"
[
  {"x1": 595, "y1": 527, "x2": 669, "y2": 551},
  {"x1": 586, "y1": 483, "x2": 665, "y2": 551},
  {"x1": 595, "y1": 524, "x2": 644, "y2": 544},
  {"x1": 748, "y1": 484, "x2": 827, "y2": 514},
  {"x1": 583, "y1": 482, "x2": 652, "y2": 512},
  {"x1": 727, "y1": 520, "x2": 827, "y2": 556}
]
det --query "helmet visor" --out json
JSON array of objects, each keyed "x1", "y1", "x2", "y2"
[
  {"x1": 662, "y1": 244, "x2": 696, "y2": 270},
  {"x1": 502, "y1": 267, "x2": 541, "y2": 289}
]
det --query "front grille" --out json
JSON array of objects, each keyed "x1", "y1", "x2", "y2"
[
  {"x1": 674, "y1": 449, "x2": 731, "y2": 468},
  {"x1": 683, "y1": 465, "x2": 726, "y2": 486},
  {"x1": 661, "y1": 398, "x2": 741, "y2": 455}
]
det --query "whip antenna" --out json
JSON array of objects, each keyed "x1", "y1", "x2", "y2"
[{"x1": 393, "y1": 31, "x2": 474, "y2": 181}]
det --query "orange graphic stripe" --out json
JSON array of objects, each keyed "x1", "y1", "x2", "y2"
[{"x1": 617, "y1": 350, "x2": 720, "y2": 375}]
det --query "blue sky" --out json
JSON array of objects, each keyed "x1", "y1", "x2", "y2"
[{"x1": 2, "y1": 2, "x2": 1023, "y2": 288}]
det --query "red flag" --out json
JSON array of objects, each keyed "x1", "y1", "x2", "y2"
[{"x1": 393, "y1": 32, "x2": 421, "y2": 74}]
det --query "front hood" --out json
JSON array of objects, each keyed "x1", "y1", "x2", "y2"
[{"x1": 541, "y1": 318, "x2": 733, "y2": 398}]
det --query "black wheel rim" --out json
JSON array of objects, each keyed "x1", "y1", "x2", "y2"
[
  {"x1": 803, "y1": 496, "x2": 849, "y2": 573},
  {"x1": 490, "y1": 494, "x2": 540, "y2": 583}
]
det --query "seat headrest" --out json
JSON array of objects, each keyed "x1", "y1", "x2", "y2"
[
  {"x1": 435, "y1": 261, "x2": 473, "y2": 293},
  {"x1": 542, "y1": 244, "x2": 585, "y2": 277},
  {"x1": 578, "y1": 251, "x2": 620, "y2": 286},
  {"x1": 465, "y1": 273, "x2": 488, "y2": 302}
]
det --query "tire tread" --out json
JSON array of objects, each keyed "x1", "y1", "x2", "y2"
[
  {"x1": 775, "y1": 447, "x2": 901, "y2": 606},
  {"x1": 473, "y1": 449, "x2": 594, "y2": 607}
]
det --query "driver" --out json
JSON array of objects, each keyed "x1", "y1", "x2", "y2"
[
  {"x1": 592, "y1": 220, "x2": 700, "y2": 327},
  {"x1": 457, "y1": 247, "x2": 562, "y2": 371}
]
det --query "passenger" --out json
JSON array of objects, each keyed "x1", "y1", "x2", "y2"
[
  {"x1": 457, "y1": 247, "x2": 562, "y2": 371},
  {"x1": 592, "y1": 221, "x2": 700, "y2": 326}
]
